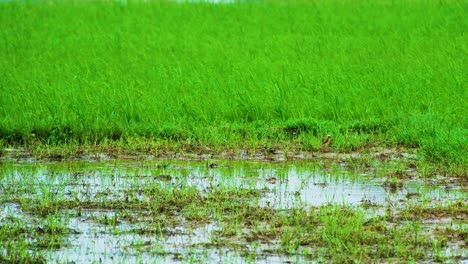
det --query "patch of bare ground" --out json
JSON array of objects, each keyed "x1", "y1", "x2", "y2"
[{"x1": 1, "y1": 146, "x2": 417, "y2": 163}]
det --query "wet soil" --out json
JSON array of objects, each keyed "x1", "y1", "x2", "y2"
[
  {"x1": 0, "y1": 146, "x2": 418, "y2": 163},
  {"x1": 0, "y1": 146, "x2": 466, "y2": 263}
]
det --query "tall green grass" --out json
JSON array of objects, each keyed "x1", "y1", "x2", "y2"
[{"x1": 0, "y1": 1, "x2": 466, "y2": 167}]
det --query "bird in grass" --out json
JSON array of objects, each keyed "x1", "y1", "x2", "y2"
[{"x1": 322, "y1": 135, "x2": 332, "y2": 152}]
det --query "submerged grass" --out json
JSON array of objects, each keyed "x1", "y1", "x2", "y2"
[
  {"x1": 0, "y1": 0, "x2": 466, "y2": 172},
  {"x1": 1, "y1": 160, "x2": 466, "y2": 262}
]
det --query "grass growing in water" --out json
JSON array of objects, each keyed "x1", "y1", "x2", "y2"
[
  {"x1": 1, "y1": 160, "x2": 466, "y2": 262},
  {"x1": 0, "y1": 0, "x2": 466, "y2": 171}
]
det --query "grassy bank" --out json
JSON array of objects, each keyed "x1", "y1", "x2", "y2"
[{"x1": 0, "y1": 0, "x2": 466, "y2": 170}]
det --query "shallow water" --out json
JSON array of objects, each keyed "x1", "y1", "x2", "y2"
[
  {"x1": 0, "y1": 159, "x2": 466, "y2": 263},
  {"x1": 1, "y1": 160, "x2": 462, "y2": 207}
]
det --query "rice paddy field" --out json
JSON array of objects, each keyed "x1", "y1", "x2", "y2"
[{"x1": 0, "y1": 0, "x2": 467, "y2": 263}]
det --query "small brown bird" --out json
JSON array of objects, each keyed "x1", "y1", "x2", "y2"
[
  {"x1": 266, "y1": 177, "x2": 277, "y2": 184},
  {"x1": 322, "y1": 135, "x2": 332, "y2": 152}
]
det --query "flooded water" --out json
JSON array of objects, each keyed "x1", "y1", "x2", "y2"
[{"x1": 0, "y1": 159, "x2": 466, "y2": 263}]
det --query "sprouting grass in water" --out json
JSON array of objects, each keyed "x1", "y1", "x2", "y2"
[
  {"x1": 1, "y1": 160, "x2": 466, "y2": 262},
  {"x1": 0, "y1": 0, "x2": 466, "y2": 172},
  {"x1": 0, "y1": 210, "x2": 70, "y2": 263}
]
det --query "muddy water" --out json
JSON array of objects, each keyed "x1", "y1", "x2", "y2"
[{"x1": 0, "y1": 160, "x2": 465, "y2": 263}]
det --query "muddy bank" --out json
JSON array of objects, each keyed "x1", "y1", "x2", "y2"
[{"x1": 1, "y1": 146, "x2": 418, "y2": 163}]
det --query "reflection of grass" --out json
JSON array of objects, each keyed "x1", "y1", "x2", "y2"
[
  {"x1": 0, "y1": 1, "x2": 466, "y2": 173},
  {"x1": 2, "y1": 161, "x2": 466, "y2": 262},
  {"x1": 0, "y1": 163, "x2": 467, "y2": 262},
  {"x1": 0, "y1": 213, "x2": 69, "y2": 263}
]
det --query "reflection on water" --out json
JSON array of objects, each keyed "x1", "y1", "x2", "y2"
[
  {"x1": 1, "y1": 160, "x2": 461, "y2": 208},
  {"x1": 0, "y1": 160, "x2": 465, "y2": 263}
]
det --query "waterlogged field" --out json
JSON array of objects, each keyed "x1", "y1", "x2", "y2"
[
  {"x1": 0, "y1": 155, "x2": 467, "y2": 263},
  {"x1": 0, "y1": 1, "x2": 467, "y2": 262}
]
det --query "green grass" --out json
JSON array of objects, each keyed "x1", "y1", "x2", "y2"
[
  {"x1": 1, "y1": 160, "x2": 465, "y2": 262},
  {"x1": 0, "y1": 0, "x2": 466, "y2": 170}
]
